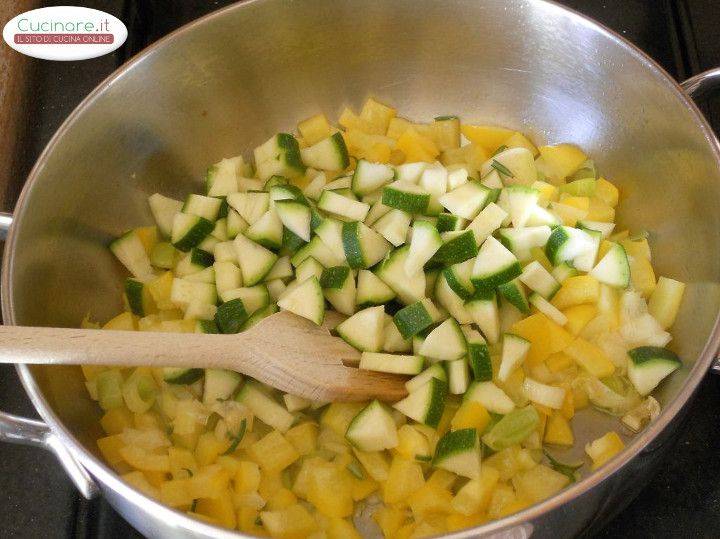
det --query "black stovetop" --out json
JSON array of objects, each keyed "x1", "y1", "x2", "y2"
[{"x1": 1, "y1": 1, "x2": 720, "y2": 538}]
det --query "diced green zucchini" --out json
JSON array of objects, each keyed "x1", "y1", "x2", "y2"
[
  {"x1": 171, "y1": 213, "x2": 215, "y2": 252},
  {"x1": 497, "y1": 278, "x2": 530, "y2": 315},
  {"x1": 264, "y1": 174, "x2": 289, "y2": 190},
  {"x1": 214, "y1": 261, "x2": 243, "y2": 294},
  {"x1": 498, "y1": 333, "x2": 531, "y2": 382},
  {"x1": 220, "y1": 284, "x2": 270, "y2": 314},
  {"x1": 183, "y1": 267, "x2": 215, "y2": 284},
  {"x1": 245, "y1": 208, "x2": 283, "y2": 250},
  {"x1": 480, "y1": 147, "x2": 537, "y2": 185},
  {"x1": 356, "y1": 269, "x2": 396, "y2": 308},
  {"x1": 393, "y1": 299, "x2": 439, "y2": 340},
  {"x1": 203, "y1": 369, "x2": 242, "y2": 405},
  {"x1": 124, "y1": 278, "x2": 153, "y2": 317},
  {"x1": 590, "y1": 242, "x2": 630, "y2": 288},
  {"x1": 233, "y1": 233, "x2": 278, "y2": 286},
  {"x1": 447, "y1": 358, "x2": 470, "y2": 394},
  {"x1": 465, "y1": 291, "x2": 500, "y2": 344},
  {"x1": 226, "y1": 209, "x2": 248, "y2": 239},
  {"x1": 520, "y1": 260, "x2": 560, "y2": 299},
  {"x1": 442, "y1": 258, "x2": 475, "y2": 300},
  {"x1": 303, "y1": 171, "x2": 328, "y2": 201},
  {"x1": 376, "y1": 246, "x2": 426, "y2": 305},
  {"x1": 463, "y1": 327, "x2": 492, "y2": 381},
  {"x1": 196, "y1": 319, "x2": 220, "y2": 333},
  {"x1": 577, "y1": 219, "x2": 615, "y2": 239},
  {"x1": 318, "y1": 190, "x2": 370, "y2": 221},
  {"x1": 526, "y1": 205, "x2": 562, "y2": 227},
  {"x1": 184, "y1": 300, "x2": 217, "y2": 321},
  {"x1": 264, "y1": 256, "x2": 293, "y2": 281},
  {"x1": 313, "y1": 217, "x2": 347, "y2": 263},
  {"x1": 291, "y1": 235, "x2": 344, "y2": 267},
  {"x1": 352, "y1": 160, "x2": 395, "y2": 196},
  {"x1": 227, "y1": 192, "x2": 271, "y2": 225},
  {"x1": 482, "y1": 405, "x2": 539, "y2": 451},
  {"x1": 464, "y1": 381, "x2": 515, "y2": 414},
  {"x1": 382, "y1": 315, "x2": 412, "y2": 353},
  {"x1": 336, "y1": 306, "x2": 386, "y2": 352},
  {"x1": 277, "y1": 276, "x2": 324, "y2": 325},
  {"x1": 321, "y1": 266, "x2": 356, "y2": 316},
  {"x1": 433, "y1": 428, "x2": 480, "y2": 479},
  {"x1": 405, "y1": 363, "x2": 447, "y2": 393},
  {"x1": 342, "y1": 221, "x2": 391, "y2": 269},
  {"x1": 359, "y1": 352, "x2": 424, "y2": 375},
  {"x1": 529, "y1": 293, "x2": 567, "y2": 326},
  {"x1": 295, "y1": 256, "x2": 324, "y2": 284},
  {"x1": 382, "y1": 181, "x2": 431, "y2": 214},
  {"x1": 364, "y1": 199, "x2": 392, "y2": 227},
  {"x1": 545, "y1": 225, "x2": 595, "y2": 266},
  {"x1": 175, "y1": 248, "x2": 214, "y2": 278},
  {"x1": 300, "y1": 132, "x2": 349, "y2": 171},
  {"x1": 466, "y1": 202, "x2": 508, "y2": 244},
  {"x1": 419, "y1": 318, "x2": 467, "y2": 361},
  {"x1": 394, "y1": 162, "x2": 427, "y2": 184},
  {"x1": 504, "y1": 185, "x2": 540, "y2": 228},
  {"x1": 346, "y1": 400, "x2": 398, "y2": 451},
  {"x1": 254, "y1": 134, "x2": 305, "y2": 180},
  {"x1": 627, "y1": 346, "x2": 682, "y2": 395},
  {"x1": 551, "y1": 261, "x2": 578, "y2": 284},
  {"x1": 170, "y1": 278, "x2": 217, "y2": 308},
  {"x1": 214, "y1": 241, "x2": 237, "y2": 263},
  {"x1": 471, "y1": 236, "x2": 522, "y2": 292},
  {"x1": 110, "y1": 230, "x2": 154, "y2": 278},
  {"x1": 150, "y1": 242, "x2": 176, "y2": 269},
  {"x1": 434, "y1": 272, "x2": 473, "y2": 324},
  {"x1": 497, "y1": 226, "x2": 552, "y2": 260},
  {"x1": 436, "y1": 212, "x2": 467, "y2": 233},
  {"x1": 182, "y1": 194, "x2": 223, "y2": 222},
  {"x1": 273, "y1": 200, "x2": 311, "y2": 242},
  {"x1": 432, "y1": 230, "x2": 478, "y2": 265},
  {"x1": 148, "y1": 193, "x2": 183, "y2": 238},
  {"x1": 438, "y1": 181, "x2": 491, "y2": 220},
  {"x1": 241, "y1": 303, "x2": 279, "y2": 330},
  {"x1": 215, "y1": 298, "x2": 248, "y2": 334},
  {"x1": 405, "y1": 220, "x2": 443, "y2": 276},
  {"x1": 163, "y1": 368, "x2": 204, "y2": 385},
  {"x1": 418, "y1": 165, "x2": 448, "y2": 216},
  {"x1": 236, "y1": 380, "x2": 294, "y2": 432},
  {"x1": 392, "y1": 377, "x2": 447, "y2": 427},
  {"x1": 372, "y1": 209, "x2": 411, "y2": 247},
  {"x1": 254, "y1": 133, "x2": 300, "y2": 164},
  {"x1": 574, "y1": 227, "x2": 601, "y2": 272}
]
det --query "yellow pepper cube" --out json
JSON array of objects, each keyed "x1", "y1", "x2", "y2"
[
  {"x1": 460, "y1": 124, "x2": 514, "y2": 154},
  {"x1": 359, "y1": 97, "x2": 397, "y2": 135},
  {"x1": 551, "y1": 275, "x2": 600, "y2": 310},
  {"x1": 450, "y1": 400, "x2": 491, "y2": 433},
  {"x1": 395, "y1": 424, "x2": 431, "y2": 461},
  {"x1": 505, "y1": 131, "x2": 539, "y2": 156},
  {"x1": 321, "y1": 402, "x2": 366, "y2": 437},
  {"x1": 629, "y1": 255, "x2": 657, "y2": 297},
  {"x1": 352, "y1": 449, "x2": 390, "y2": 483},
  {"x1": 431, "y1": 117, "x2": 461, "y2": 151},
  {"x1": 563, "y1": 304, "x2": 598, "y2": 336},
  {"x1": 121, "y1": 471, "x2": 159, "y2": 499},
  {"x1": 373, "y1": 505, "x2": 407, "y2": 538},
  {"x1": 249, "y1": 430, "x2": 300, "y2": 473},
  {"x1": 284, "y1": 422, "x2": 318, "y2": 455},
  {"x1": 119, "y1": 445, "x2": 170, "y2": 473},
  {"x1": 595, "y1": 178, "x2": 620, "y2": 207},
  {"x1": 532, "y1": 181, "x2": 558, "y2": 206},
  {"x1": 298, "y1": 114, "x2": 333, "y2": 146},
  {"x1": 168, "y1": 447, "x2": 198, "y2": 479},
  {"x1": 261, "y1": 503, "x2": 318, "y2": 539},
  {"x1": 447, "y1": 511, "x2": 488, "y2": 532},
  {"x1": 545, "y1": 352, "x2": 574, "y2": 373},
  {"x1": 195, "y1": 431, "x2": 229, "y2": 467},
  {"x1": 188, "y1": 464, "x2": 231, "y2": 499},
  {"x1": 338, "y1": 107, "x2": 362, "y2": 131},
  {"x1": 237, "y1": 506, "x2": 263, "y2": 535},
  {"x1": 307, "y1": 462, "x2": 354, "y2": 518},
  {"x1": 266, "y1": 487, "x2": 298, "y2": 511},
  {"x1": 451, "y1": 466, "x2": 500, "y2": 516},
  {"x1": 511, "y1": 313, "x2": 573, "y2": 365},
  {"x1": 134, "y1": 226, "x2": 159, "y2": 255},
  {"x1": 386, "y1": 116, "x2": 413, "y2": 139},
  {"x1": 234, "y1": 460, "x2": 261, "y2": 494},
  {"x1": 620, "y1": 237, "x2": 652, "y2": 260},
  {"x1": 559, "y1": 195, "x2": 590, "y2": 211},
  {"x1": 383, "y1": 457, "x2": 425, "y2": 504},
  {"x1": 147, "y1": 271, "x2": 175, "y2": 310},
  {"x1": 103, "y1": 311, "x2": 137, "y2": 331},
  {"x1": 538, "y1": 144, "x2": 587, "y2": 179},
  {"x1": 586, "y1": 199, "x2": 615, "y2": 222},
  {"x1": 551, "y1": 202, "x2": 588, "y2": 226},
  {"x1": 160, "y1": 478, "x2": 194, "y2": 507},
  {"x1": 396, "y1": 128, "x2": 439, "y2": 162},
  {"x1": 100, "y1": 407, "x2": 133, "y2": 435},
  {"x1": 97, "y1": 434, "x2": 127, "y2": 471},
  {"x1": 559, "y1": 388, "x2": 575, "y2": 420},
  {"x1": 648, "y1": 277, "x2": 686, "y2": 329},
  {"x1": 564, "y1": 338, "x2": 615, "y2": 378},
  {"x1": 325, "y1": 517, "x2": 363, "y2": 539},
  {"x1": 512, "y1": 464, "x2": 570, "y2": 503},
  {"x1": 408, "y1": 484, "x2": 454, "y2": 521},
  {"x1": 543, "y1": 412, "x2": 574, "y2": 446},
  {"x1": 351, "y1": 474, "x2": 378, "y2": 501},
  {"x1": 487, "y1": 483, "x2": 518, "y2": 519},
  {"x1": 586, "y1": 431, "x2": 625, "y2": 469}
]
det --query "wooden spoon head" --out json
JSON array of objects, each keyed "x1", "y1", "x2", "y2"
[{"x1": 244, "y1": 311, "x2": 408, "y2": 402}]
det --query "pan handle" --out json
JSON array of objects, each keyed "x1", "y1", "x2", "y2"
[
  {"x1": 680, "y1": 69, "x2": 720, "y2": 373},
  {"x1": 0, "y1": 211, "x2": 98, "y2": 498}
]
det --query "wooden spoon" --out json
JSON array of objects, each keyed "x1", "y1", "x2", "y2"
[{"x1": 0, "y1": 311, "x2": 408, "y2": 402}]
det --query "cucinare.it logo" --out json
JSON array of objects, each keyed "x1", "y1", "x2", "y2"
[{"x1": 2, "y1": 6, "x2": 127, "y2": 60}]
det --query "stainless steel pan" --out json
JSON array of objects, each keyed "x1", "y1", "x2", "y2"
[{"x1": 2, "y1": 0, "x2": 720, "y2": 537}]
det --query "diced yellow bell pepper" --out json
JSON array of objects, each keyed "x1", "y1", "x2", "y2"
[
  {"x1": 460, "y1": 124, "x2": 514, "y2": 154},
  {"x1": 512, "y1": 464, "x2": 570, "y2": 503},
  {"x1": 563, "y1": 304, "x2": 598, "y2": 336},
  {"x1": 551, "y1": 275, "x2": 600, "y2": 310},
  {"x1": 195, "y1": 431, "x2": 229, "y2": 467},
  {"x1": 595, "y1": 178, "x2": 619, "y2": 207},
  {"x1": 451, "y1": 466, "x2": 500, "y2": 516},
  {"x1": 343, "y1": 129, "x2": 393, "y2": 163},
  {"x1": 531, "y1": 181, "x2": 558, "y2": 206},
  {"x1": 545, "y1": 352, "x2": 574, "y2": 373},
  {"x1": 160, "y1": 478, "x2": 194, "y2": 507},
  {"x1": 321, "y1": 402, "x2": 366, "y2": 437},
  {"x1": 559, "y1": 388, "x2": 575, "y2": 420},
  {"x1": 586, "y1": 431, "x2": 625, "y2": 469},
  {"x1": 135, "y1": 226, "x2": 159, "y2": 256},
  {"x1": 559, "y1": 195, "x2": 590, "y2": 211},
  {"x1": 484, "y1": 446, "x2": 537, "y2": 482},
  {"x1": 351, "y1": 474, "x2": 378, "y2": 501},
  {"x1": 353, "y1": 449, "x2": 390, "y2": 482},
  {"x1": 168, "y1": 447, "x2": 198, "y2": 479},
  {"x1": 551, "y1": 202, "x2": 587, "y2": 226},
  {"x1": 307, "y1": 462, "x2": 354, "y2": 517},
  {"x1": 386, "y1": 117, "x2": 412, "y2": 139},
  {"x1": 408, "y1": 484, "x2": 454, "y2": 521},
  {"x1": 450, "y1": 400, "x2": 491, "y2": 433},
  {"x1": 97, "y1": 434, "x2": 127, "y2": 471},
  {"x1": 325, "y1": 517, "x2": 363, "y2": 539},
  {"x1": 261, "y1": 503, "x2": 318, "y2": 539},
  {"x1": 487, "y1": 483, "x2": 518, "y2": 519},
  {"x1": 543, "y1": 412, "x2": 574, "y2": 446},
  {"x1": 249, "y1": 431, "x2": 300, "y2": 473},
  {"x1": 564, "y1": 338, "x2": 615, "y2": 378},
  {"x1": 383, "y1": 457, "x2": 425, "y2": 504},
  {"x1": 373, "y1": 505, "x2": 407, "y2": 538},
  {"x1": 629, "y1": 255, "x2": 656, "y2": 297},
  {"x1": 100, "y1": 407, "x2": 133, "y2": 435},
  {"x1": 122, "y1": 470, "x2": 159, "y2": 499},
  {"x1": 338, "y1": 107, "x2": 363, "y2": 131},
  {"x1": 586, "y1": 199, "x2": 615, "y2": 222},
  {"x1": 396, "y1": 128, "x2": 439, "y2": 163},
  {"x1": 237, "y1": 506, "x2": 263, "y2": 535},
  {"x1": 431, "y1": 117, "x2": 461, "y2": 151},
  {"x1": 620, "y1": 237, "x2": 652, "y2": 260},
  {"x1": 103, "y1": 311, "x2": 137, "y2": 331},
  {"x1": 648, "y1": 277, "x2": 686, "y2": 329},
  {"x1": 146, "y1": 271, "x2": 175, "y2": 310},
  {"x1": 528, "y1": 246, "x2": 554, "y2": 272},
  {"x1": 446, "y1": 511, "x2": 488, "y2": 532},
  {"x1": 298, "y1": 114, "x2": 333, "y2": 146},
  {"x1": 234, "y1": 460, "x2": 261, "y2": 494},
  {"x1": 284, "y1": 422, "x2": 318, "y2": 455},
  {"x1": 395, "y1": 424, "x2": 431, "y2": 461},
  {"x1": 143, "y1": 471, "x2": 168, "y2": 490},
  {"x1": 266, "y1": 487, "x2": 298, "y2": 511},
  {"x1": 505, "y1": 131, "x2": 539, "y2": 156},
  {"x1": 259, "y1": 470, "x2": 284, "y2": 501},
  {"x1": 538, "y1": 144, "x2": 587, "y2": 179},
  {"x1": 359, "y1": 97, "x2": 397, "y2": 135},
  {"x1": 511, "y1": 313, "x2": 573, "y2": 365},
  {"x1": 119, "y1": 445, "x2": 170, "y2": 472},
  {"x1": 186, "y1": 464, "x2": 231, "y2": 499}
]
